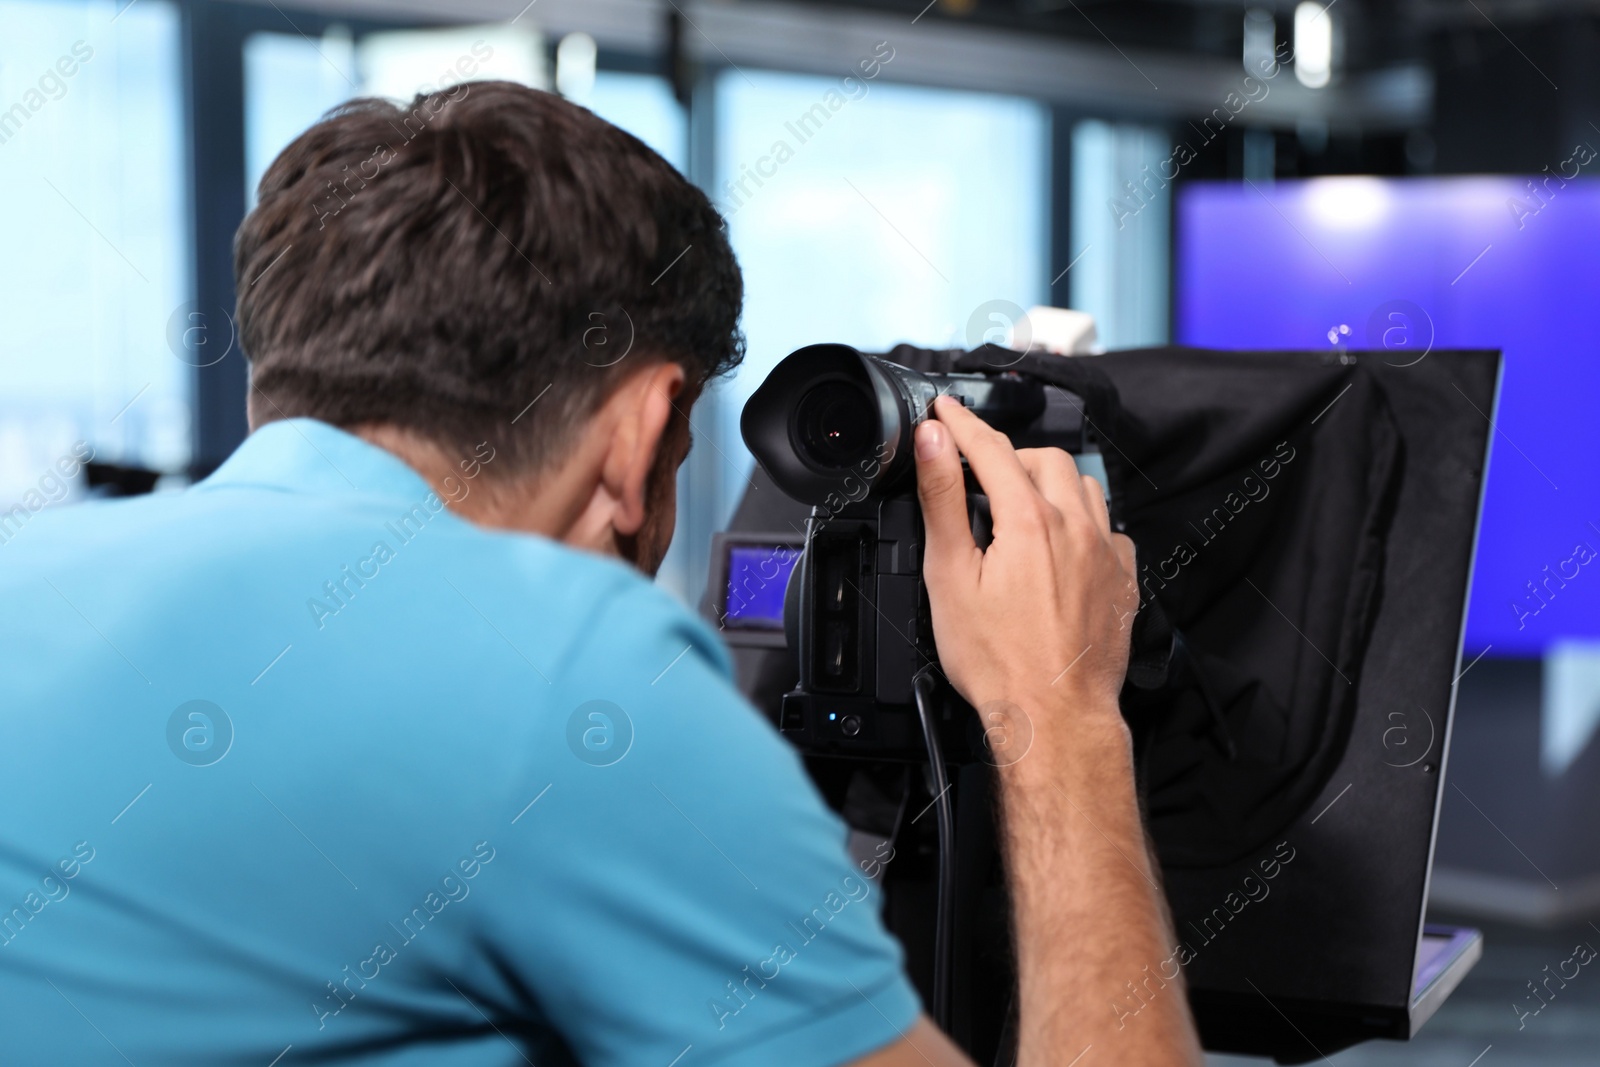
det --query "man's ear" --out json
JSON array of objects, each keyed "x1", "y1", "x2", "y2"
[{"x1": 603, "y1": 361, "x2": 687, "y2": 537}]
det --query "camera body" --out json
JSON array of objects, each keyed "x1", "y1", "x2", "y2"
[
  {"x1": 779, "y1": 494, "x2": 938, "y2": 758},
  {"x1": 740, "y1": 343, "x2": 1091, "y2": 760}
]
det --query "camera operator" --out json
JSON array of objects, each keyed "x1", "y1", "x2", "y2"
[{"x1": 0, "y1": 82, "x2": 1200, "y2": 1066}]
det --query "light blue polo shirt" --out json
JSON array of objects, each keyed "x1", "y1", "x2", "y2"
[{"x1": 0, "y1": 419, "x2": 918, "y2": 1066}]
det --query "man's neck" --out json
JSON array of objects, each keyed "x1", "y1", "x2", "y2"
[{"x1": 349, "y1": 423, "x2": 598, "y2": 544}]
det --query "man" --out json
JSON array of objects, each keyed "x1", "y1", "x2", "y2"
[{"x1": 0, "y1": 82, "x2": 1200, "y2": 1065}]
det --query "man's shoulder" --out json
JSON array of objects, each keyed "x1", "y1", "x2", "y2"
[
  {"x1": 0, "y1": 480, "x2": 731, "y2": 708},
  {"x1": 454, "y1": 523, "x2": 735, "y2": 688}
]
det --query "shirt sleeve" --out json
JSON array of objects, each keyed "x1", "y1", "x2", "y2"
[{"x1": 476, "y1": 580, "x2": 923, "y2": 1067}]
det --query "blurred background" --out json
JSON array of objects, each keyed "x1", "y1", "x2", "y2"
[{"x1": 1, "y1": 0, "x2": 1597, "y2": 1061}]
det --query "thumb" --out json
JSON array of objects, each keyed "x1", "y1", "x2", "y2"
[{"x1": 915, "y1": 419, "x2": 977, "y2": 577}]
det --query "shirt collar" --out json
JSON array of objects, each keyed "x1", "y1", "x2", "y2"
[{"x1": 199, "y1": 418, "x2": 439, "y2": 503}]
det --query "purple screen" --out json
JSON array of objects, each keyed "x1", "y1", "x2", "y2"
[
  {"x1": 724, "y1": 545, "x2": 800, "y2": 629},
  {"x1": 1176, "y1": 177, "x2": 1600, "y2": 655}
]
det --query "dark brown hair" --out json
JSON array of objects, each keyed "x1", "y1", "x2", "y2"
[{"x1": 234, "y1": 80, "x2": 743, "y2": 473}]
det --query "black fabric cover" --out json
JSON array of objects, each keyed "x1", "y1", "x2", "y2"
[
  {"x1": 947, "y1": 348, "x2": 1404, "y2": 867},
  {"x1": 726, "y1": 345, "x2": 1410, "y2": 868}
]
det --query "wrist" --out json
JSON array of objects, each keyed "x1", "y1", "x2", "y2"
[{"x1": 984, "y1": 690, "x2": 1130, "y2": 781}]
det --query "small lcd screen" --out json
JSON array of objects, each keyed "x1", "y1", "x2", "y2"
[{"x1": 724, "y1": 544, "x2": 801, "y2": 630}]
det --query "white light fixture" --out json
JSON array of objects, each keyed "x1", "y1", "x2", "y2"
[
  {"x1": 1294, "y1": 1, "x2": 1333, "y2": 89},
  {"x1": 556, "y1": 33, "x2": 598, "y2": 103}
]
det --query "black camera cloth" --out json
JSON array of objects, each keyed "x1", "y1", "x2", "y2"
[
  {"x1": 951, "y1": 347, "x2": 1405, "y2": 868},
  {"x1": 734, "y1": 344, "x2": 1408, "y2": 870}
]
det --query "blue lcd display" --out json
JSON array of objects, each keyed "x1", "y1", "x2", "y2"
[
  {"x1": 724, "y1": 545, "x2": 801, "y2": 629},
  {"x1": 1175, "y1": 176, "x2": 1600, "y2": 655}
]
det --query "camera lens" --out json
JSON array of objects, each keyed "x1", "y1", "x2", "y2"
[{"x1": 794, "y1": 381, "x2": 877, "y2": 470}]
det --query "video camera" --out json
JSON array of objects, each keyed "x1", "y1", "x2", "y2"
[
  {"x1": 736, "y1": 342, "x2": 1190, "y2": 767},
  {"x1": 737, "y1": 342, "x2": 1102, "y2": 763}
]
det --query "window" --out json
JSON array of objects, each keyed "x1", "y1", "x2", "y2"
[
  {"x1": 356, "y1": 24, "x2": 546, "y2": 101},
  {"x1": 2, "y1": 2, "x2": 1061, "y2": 612},
  {"x1": 244, "y1": 23, "x2": 547, "y2": 208},
  {"x1": 584, "y1": 70, "x2": 686, "y2": 172},
  {"x1": 244, "y1": 30, "x2": 357, "y2": 208},
  {"x1": 657, "y1": 70, "x2": 1047, "y2": 602},
  {"x1": 1069, "y1": 120, "x2": 1171, "y2": 350},
  {"x1": 0, "y1": 0, "x2": 187, "y2": 496},
  {"x1": 245, "y1": 35, "x2": 682, "y2": 202}
]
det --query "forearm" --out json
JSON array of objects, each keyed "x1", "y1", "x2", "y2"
[
  {"x1": 905, "y1": 403, "x2": 1201, "y2": 1063},
  {"x1": 999, "y1": 701, "x2": 1203, "y2": 1067}
]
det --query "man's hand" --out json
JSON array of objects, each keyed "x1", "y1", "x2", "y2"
[
  {"x1": 854, "y1": 394, "x2": 1204, "y2": 1067},
  {"x1": 913, "y1": 395, "x2": 1138, "y2": 720}
]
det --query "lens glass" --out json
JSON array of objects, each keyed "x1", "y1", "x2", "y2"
[{"x1": 794, "y1": 381, "x2": 877, "y2": 470}]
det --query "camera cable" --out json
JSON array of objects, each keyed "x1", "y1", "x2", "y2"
[{"x1": 912, "y1": 667, "x2": 955, "y2": 1032}]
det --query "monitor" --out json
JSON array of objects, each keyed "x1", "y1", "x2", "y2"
[{"x1": 1175, "y1": 176, "x2": 1600, "y2": 655}]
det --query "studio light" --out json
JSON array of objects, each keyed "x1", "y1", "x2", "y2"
[{"x1": 1294, "y1": 1, "x2": 1333, "y2": 88}]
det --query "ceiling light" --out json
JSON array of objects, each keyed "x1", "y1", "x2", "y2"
[{"x1": 1294, "y1": 2, "x2": 1333, "y2": 89}]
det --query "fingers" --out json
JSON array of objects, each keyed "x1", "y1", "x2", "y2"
[
  {"x1": 1015, "y1": 452, "x2": 1113, "y2": 543},
  {"x1": 914, "y1": 418, "x2": 978, "y2": 576},
  {"x1": 1112, "y1": 532, "x2": 1137, "y2": 579},
  {"x1": 931, "y1": 397, "x2": 1040, "y2": 526},
  {"x1": 923, "y1": 399, "x2": 1122, "y2": 584},
  {"x1": 1015, "y1": 448, "x2": 1086, "y2": 520}
]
